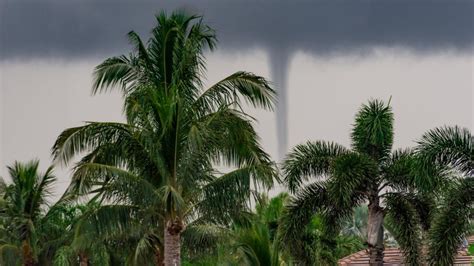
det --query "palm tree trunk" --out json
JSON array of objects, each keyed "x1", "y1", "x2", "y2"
[
  {"x1": 367, "y1": 197, "x2": 384, "y2": 265},
  {"x1": 21, "y1": 240, "x2": 35, "y2": 266},
  {"x1": 79, "y1": 252, "x2": 89, "y2": 266},
  {"x1": 164, "y1": 219, "x2": 184, "y2": 266}
]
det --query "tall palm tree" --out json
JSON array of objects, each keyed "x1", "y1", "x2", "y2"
[
  {"x1": 279, "y1": 99, "x2": 442, "y2": 265},
  {"x1": 414, "y1": 126, "x2": 472, "y2": 265},
  {"x1": 0, "y1": 160, "x2": 56, "y2": 266},
  {"x1": 52, "y1": 11, "x2": 276, "y2": 266}
]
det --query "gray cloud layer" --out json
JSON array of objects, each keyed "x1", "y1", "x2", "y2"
[{"x1": 1, "y1": 0, "x2": 473, "y2": 60}]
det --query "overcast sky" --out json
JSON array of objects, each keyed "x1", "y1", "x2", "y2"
[{"x1": 1, "y1": 0, "x2": 473, "y2": 196}]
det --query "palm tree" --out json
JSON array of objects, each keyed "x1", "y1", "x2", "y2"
[
  {"x1": 414, "y1": 126, "x2": 472, "y2": 265},
  {"x1": 279, "y1": 99, "x2": 442, "y2": 265},
  {"x1": 52, "y1": 11, "x2": 276, "y2": 266},
  {"x1": 0, "y1": 160, "x2": 56, "y2": 266}
]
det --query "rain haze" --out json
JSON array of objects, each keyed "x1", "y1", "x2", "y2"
[{"x1": 0, "y1": 0, "x2": 473, "y2": 197}]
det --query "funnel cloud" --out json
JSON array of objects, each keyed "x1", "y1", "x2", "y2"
[{"x1": 1, "y1": 0, "x2": 473, "y2": 162}]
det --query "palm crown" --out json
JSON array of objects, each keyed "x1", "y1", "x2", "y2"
[{"x1": 52, "y1": 11, "x2": 277, "y2": 265}]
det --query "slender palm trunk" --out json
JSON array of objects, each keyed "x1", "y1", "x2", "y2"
[
  {"x1": 367, "y1": 196, "x2": 384, "y2": 265},
  {"x1": 79, "y1": 252, "x2": 89, "y2": 266},
  {"x1": 164, "y1": 219, "x2": 183, "y2": 266},
  {"x1": 21, "y1": 240, "x2": 35, "y2": 266}
]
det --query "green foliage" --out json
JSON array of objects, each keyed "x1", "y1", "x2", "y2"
[
  {"x1": 468, "y1": 244, "x2": 474, "y2": 256},
  {"x1": 385, "y1": 193, "x2": 423, "y2": 265},
  {"x1": 417, "y1": 126, "x2": 473, "y2": 176},
  {"x1": 279, "y1": 99, "x2": 464, "y2": 264},
  {"x1": 0, "y1": 160, "x2": 56, "y2": 265},
  {"x1": 283, "y1": 141, "x2": 348, "y2": 193},
  {"x1": 427, "y1": 177, "x2": 473, "y2": 265},
  {"x1": 351, "y1": 99, "x2": 394, "y2": 161},
  {"x1": 52, "y1": 10, "x2": 277, "y2": 264}
]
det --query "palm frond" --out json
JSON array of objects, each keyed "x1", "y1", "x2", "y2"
[
  {"x1": 92, "y1": 55, "x2": 139, "y2": 94},
  {"x1": 278, "y1": 182, "x2": 328, "y2": 257},
  {"x1": 52, "y1": 122, "x2": 136, "y2": 166},
  {"x1": 182, "y1": 223, "x2": 229, "y2": 255},
  {"x1": 417, "y1": 126, "x2": 473, "y2": 175},
  {"x1": 283, "y1": 141, "x2": 348, "y2": 192},
  {"x1": 328, "y1": 153, "x2": 376, "y2": 207},
  {"x1": 427, "y1": 177, "x2": 473, "y2": 265},
  {"x1": 194, "y1": 71, "x2": 276, "y2": 114},
  {"x1": 385, "y1": 193, "x2": 423, "y2": 265},
  {"x1": 73, "y1": 205, "x2": 140, "y2": 247}
]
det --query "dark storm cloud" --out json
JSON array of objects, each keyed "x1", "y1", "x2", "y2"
[
  {"x1": 1, "y1": 0, "x2": 473, "y2": 60},
  {"x1": 1, "y1": 0, "x2": 473, "y2": 160}
]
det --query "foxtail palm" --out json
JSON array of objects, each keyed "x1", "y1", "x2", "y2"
[
  {"x1": 279, "y1": 99, "x2": 442, "y2": 265},
  {"x1": 53, "y1": 11, "x2": 276, "y2": 266},
  {"x1": 0, "y1": 160, "x2": 56, "y2": 266}
]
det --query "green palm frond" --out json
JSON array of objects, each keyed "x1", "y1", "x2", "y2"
[
  {"x1": 52, "y1": 245, "x2": 75, "y2": 266},
  {"x1": 382, "y1": 149, "x2": 416, "y2": 191},
  {"x1": 130, "y1": 232, "x2": 161, "y2": 266},
  {"x1": 278, "y1": 182, "x2": 328, "y2": 253},
  {"x1": 157, "y1": 185, "x2": 186, "y2": 219},
  {"x1": 427, "y1": 177, "x2": 473, "y2": 265},
  {"x1": 92, "y1": 55, "x2": 140, "y2": 94},
  {"x1": 69, "y1": 163, "x2": 159, "y2": 206},
  {"x1": 328, "y1": 153, "x2": 377, "y2": 207},
  {"x1": 73, "y1": 204, "x2": 140, "y2": 246},
  {"x1": 385, "y1": 193, "x2": 423, "y2": 265},
  {"x1": 199, "y1": 167, "x2": 253, "y2": 221},
  {"x1": 182, "y1": 223, "x2": 229, "y2": 255},
  {"x1": 52, "y1": 122, "x2": 137, "y2": 165},
  {"x1": 417, "y1": 126, "x2": 473, "y2": 175},
  {"x1": 283, "y1": 141, "x2": 348, "y2": 192},
  {"x1": 194, "y1": 71, "x2": 276, "y2": 114},
  {"x1": 234, "y1": 222, "x2": 274, "y2": 266}
]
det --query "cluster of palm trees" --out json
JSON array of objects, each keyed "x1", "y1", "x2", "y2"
[{"x1": 1, "y1": 11, "x2": 472, "y2": 266}]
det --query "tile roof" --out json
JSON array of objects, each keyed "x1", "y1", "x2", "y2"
[{"x1": 338, "y1": 236, "x2": 474, "y2": 266}]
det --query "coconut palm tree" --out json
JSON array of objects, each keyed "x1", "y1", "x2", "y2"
[
  {"x1": 279, "y1": 99, "x2": 443, "y2": 265},
  {"x1": 52, "y1": 11, "x2": 276, "y2": 265},
  {"x1": 418, "y1": 126, "x2": 473, "y2": 265},
  {"x1": 0, "y1": 160, "x2": 56, "y2": 266}
]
